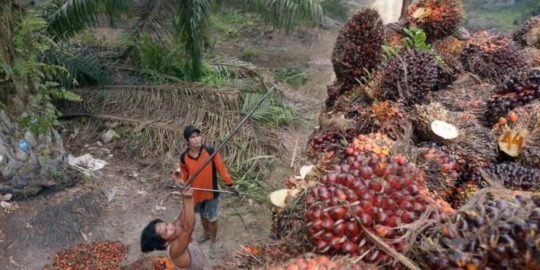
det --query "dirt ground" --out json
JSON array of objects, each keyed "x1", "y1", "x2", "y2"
[{"x1": 0, "y1": 22, "x2": 339, "y2": 270}]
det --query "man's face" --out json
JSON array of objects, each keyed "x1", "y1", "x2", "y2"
[
  {"x1": 188, "y1": 132, "x2": 202, "y2": 148},
  {"x1": 155, "y1": 222, "x2": 176, "y2": 240}
]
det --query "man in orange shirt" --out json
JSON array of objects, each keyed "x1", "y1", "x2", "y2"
[{"x1": 178, "y1": 125, "x2": 238, "y2": 250}]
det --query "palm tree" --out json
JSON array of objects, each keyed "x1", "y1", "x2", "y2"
[{"x1": 42, "y1": 0, "x2": 325, "y2": 80}]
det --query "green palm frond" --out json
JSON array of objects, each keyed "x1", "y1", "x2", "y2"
[
  {"x1": 232, "y1": 0, "x2": 324, "y2": 32},
  {"x1": 44, "y1": 0, "x2": 132, "y2": 40},
  {"x1": 42, "y1": 47, "x2": 112, "y2": 86},
  {"x1": 241, "y1": 91, "x2": 295, "y2": 128},
  {"x1": 174, "y1": 0, "x2": 211, "y2": 80}
]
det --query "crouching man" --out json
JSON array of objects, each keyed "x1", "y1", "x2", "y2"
[{"x1": 140, "y1": 172, "x2": 211, "y2": 270}]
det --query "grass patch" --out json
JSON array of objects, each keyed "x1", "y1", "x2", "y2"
[
  {"x1": 240, "y1": 46, "x2": 258, "y2": 61},
  {"x1": 464, "y1": 0, "x2": 540, "y2": 31},
  {"x1": 209, "y1": 9, "x2": 253, "y2": 41},
  {"x1": 321, "y1": 0, "x2": 349, "y2": 21}
]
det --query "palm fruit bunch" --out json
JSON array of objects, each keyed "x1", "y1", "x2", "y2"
[
  {"x1": 303, "y1": 153, "x2": 453, "y2": 267},
  {"x1": 435, "y1": 52, "x2": 463, "y2": 90},
  {"x1": 406, "y1": 0, "x2": 464, "y2": 40},
  {"x1": 416, "y1": 143, "x2": 465, "y2": 201},
  {"x1": 414, "y1": 102, "x2": 498, "y2": 167},
  {"x1": 450, "y1": 181, "x2": 479, "y2": 208},
  {"x1": 309, "y1": 131, "x2": 345, "y2": 154},
  {"x1": 271, "y1": 197, "x2": 307, "y2": 241},
  {"x1": 470, "y1": 163, "x2": 540, "y2": 192},
  {"x1": 268, "y1": 255, "x2": 377, "y2": 270},
  {"x1": 367, "y1": 101, "x2": 411, "y2": 140},
  {"x1": 345, "y1": 133, "x2": 395, "y2": 157},
  {"x1": 326, "y1": 81, "x2": 343, "y2": 107},
  {"x1": 384, "y1": 28, "x2": 406, "y2": 54},
  {"x1": 331, "y1": 8, "x2": 384, "y2": 93},
  {"x1": 461, "y1": 31, "x2": 529, "y2": 83},
  {"x1": 492, "y1": 102, "x2": 540, "y2": 168},
  {"x1": 524, "y1": 47, "x2": 540, "y2": 67},
  {"x1": 383, "y1": 49, "x2": 439, "y2": 105},
  {"x1": 360, "y1": 68, "x2": 386, "y2": 101},
  {"x1": 349, "y1": 101, "x2": 412, "y2": 141},
  {"x1": 415, "y1": 189, "x2": 540, "y2": 269},
  {"x1": 486, "y1": 69, "x2": 540, "y2": 124},
  {"x1": 434, "y1": 36, "x2": 466, "y2": 57},
  {"x1": 513, "y1": 16, "x2": 540, "y2": 48},
  {"x1": 432, "y1": 84, "x2": 493, "y2": 117}
]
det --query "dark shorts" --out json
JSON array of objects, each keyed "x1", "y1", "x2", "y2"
[{"x1": 194, "y1": 198, "x2": 220, "y2": 222}]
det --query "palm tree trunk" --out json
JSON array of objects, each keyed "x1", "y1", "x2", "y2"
[{"x1": 0, "y1": 2, "x2": 73, "y2": 198}]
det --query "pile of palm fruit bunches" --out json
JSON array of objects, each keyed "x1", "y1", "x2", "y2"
[{"x1": 227, "y1": 0, "x2": 540, "y2": 269}]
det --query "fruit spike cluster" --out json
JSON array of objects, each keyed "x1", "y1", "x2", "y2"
[
  {"x1": 435, "y1": 52, "x2": 463, "y2": 91},
  {"x1": 451, "y1": 181, "x2": 479, "y2": 208},
  {"x1": 384, "y1": 49, "x2": 439, "y2": 105},
  {"x1": 331, "y1": 8, "x2": 384, "y2": 92},
  {"x1": 407, "y1": 0, "x2": 464, "y2": 40},
  {"x1": 487, "y1": 69, "x2": 540, "y2": 122},
  {"x1": 434, "y1": 36, "x2": 466, "y2": 57},
  {"x1": 310, "y1": 131, "x2": 344, "y2": 153},
  {"x1": 513, "y1": 16, "x2": 540, "y2": 48},
  {"x1": 417, "y1": 144, "x2": 463, "y2": 201},
  {"x1": 461, "y1": 31, "x2": 529, "y2": 83},
  {"x1": 471, "y1": 163, "x2": 540, "y2": 192},
  {"x1": 268, "y1": 255, "x2": 377, "y2": 270},
  {"x1": 304, "y1": 153, "x2": 447, "y2": 267},
  {"x1": 346, "y1": 133, "x2": 394, "y2": 157},
  {"x1": 419, "y1": 192, "x2": 540, "y2": 269}
]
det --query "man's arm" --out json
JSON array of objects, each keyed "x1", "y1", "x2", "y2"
[
  {"x1": 179, "y1": 161, "x2": 189, "y2": 183},
  {"x1": 169, "y1": 188, "x2": 195, "y2": 265},
  {"x1": 213, "y1": 153, "x2": 233, "y2": 186}
]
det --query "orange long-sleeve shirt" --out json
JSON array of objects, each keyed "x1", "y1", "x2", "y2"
[{"x1": 179, "y1": 144, "x2": 233, "y2": 204}]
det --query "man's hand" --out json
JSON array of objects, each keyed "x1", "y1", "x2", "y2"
[
  {"x1": 226, "y1": 184, "x2": 240, "y2": 197},
  {"x1": 181, "y1": 187, "x2": 193, "y2": 197},
  {"x1": 171, "y1": 169, "x2": 183, "y2": 184}
]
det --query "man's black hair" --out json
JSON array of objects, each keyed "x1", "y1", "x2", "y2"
[
  {"x1": 140, "y1": 218, "x2": 167, "y2": 253},
  {"x1": 183, "y1": 125, "x2": 201, "y2": 140}
]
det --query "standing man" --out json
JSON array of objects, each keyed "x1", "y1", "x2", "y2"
[{"x1": 178, "y1": 125, "x2": 239, "y2": 250}]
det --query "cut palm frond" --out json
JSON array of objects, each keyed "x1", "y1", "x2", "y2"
[
  {"x1": 44, "y1": 0, "x2": 133, "y2": 40},
  {"x1": 58, "y1": 83, "x2": 288, "y2": 170}
]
